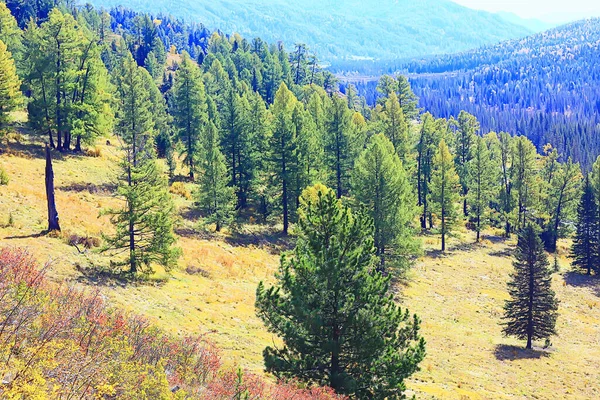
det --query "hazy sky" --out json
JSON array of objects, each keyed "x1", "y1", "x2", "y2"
[{"x1": 452, "y1": 0, "x2": 600, "y2": 23}]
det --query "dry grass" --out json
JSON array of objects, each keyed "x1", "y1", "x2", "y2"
[{"x1": 2, "y1": 132, "x2": 600, "y2": 397}]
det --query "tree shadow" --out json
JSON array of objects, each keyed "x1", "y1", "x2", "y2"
[
  {"x1": 4, "y1": 230, "x2": 47, "y2": 239},
  {"x1": 74, "y1": 263, "x2": 167, "y2": 288},
  {"x1": 58, "y1": 182, "x2": 116, "y2": 195},
  {"x1": 563, "y1": 271, "x2": 600, "y2": 297},
  {"x1": 488, "y1": 248, "x2": 513, "y2": 258},
  {"x1": 424, "y1": 248, "x2": 446, "y2": 259},
  {"x1": 494, "y1": 344, "x2": 551, "y2": 361}
]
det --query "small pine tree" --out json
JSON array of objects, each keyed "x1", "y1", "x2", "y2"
[
  {"x1": 430, "y1": 139, "x2": 461, "y2": 251},
  {"x1": 502, "y1": 225, "x2": 558, "y2": 349},
  {"x1": 0, "y1": 164, "x2": 8, "y2": 185},
  {"x1": 197, "y1": 122, "x2": 236, "y2": 232},
  {"x1": 570, "y1": 177, "x2": 599, "y2": 275},
  {"x1": 256, "y1": 184, "x2": 425, "y2": 398}
]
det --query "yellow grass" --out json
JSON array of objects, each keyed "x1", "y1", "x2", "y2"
[{"x1": 2, "y1": 133, "x2": 600, "y2": 398}]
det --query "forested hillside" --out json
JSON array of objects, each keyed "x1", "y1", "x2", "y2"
[
  {"x1": 84, "y1": 0, "x2": 531, "y2": 61},
  {"x1": 1, "y1": 1, "x2": 600, "y2": 399},
  {"x1": 343, "y1": 18, "x2": 600, "y2": 168}
]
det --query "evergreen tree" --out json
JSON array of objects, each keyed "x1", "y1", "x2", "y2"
[
  {"x1": 352, "y1": 134, "x2": 419, "y2": 271},
  {"x1": 511, "y1": 136, "x2": 538, "y2": 231},
  {"x1": 453, "y1": 111, "x2": 478, "y2": 216},
  {"x1": 0, "y1": 39, "x2": 22, "y2": 137},
  {"x1": 416, "y1": 113, "x2": 441, "y2": 230},
  {"x1": 102, "y1": 54, "x2": 180, "y2": 274},
  {"x1": 269, "y1": 82, "x2": 298, "y2": 234},
  {"x1": 324, "y1": 95, "x2": 354, "y2": 198},
  {"x1": 571, "y1": 177, "x2": 599, "y2": 275},
  {"x1": 256, "y1": 184, "x2": 425, "y2": 398},
  {"x1": 430, "y1": 139, "x2": 460, "y2": 251},
  {"x1": 467, "y1": 135, "x2": 497, "y2": 241},
  {"x1": 502, "y1": 225, "x2": 558, "y2": 349},
  {"x1": 498, "y1": 132, "x2": 515, "y2": 237},
  {"x1": 543, "y1": 158, "x2": 581, "y2": 252},
  {"x1": 197, "y1": 121, "x2": 236, "y2": 231},
  {"x1": 382, "y1": 92, "x2": 410, "y2": 161},
  {"x1": 173, "y1": 52, "x2": 207, "y2": 180}
]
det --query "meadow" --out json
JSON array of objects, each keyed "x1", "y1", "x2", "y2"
[{"x1": 1, "y1": 132, "x2": 599, "y2": 399}]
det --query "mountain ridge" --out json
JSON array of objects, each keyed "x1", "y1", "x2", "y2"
[{"x1": 87, "y1": 0, "x2": 532, "y2": 60}]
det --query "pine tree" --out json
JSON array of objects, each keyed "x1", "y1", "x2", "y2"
[
  {"x1": 511, "y1": 136, "x2": 538, "y2": 231},
  {"x1": 498, "y1": 132, "x2": 515, "y2": 237},
  {"x1": 571, "y1": 177, "x2": 599, "y2": 275},
  {"x1": 102, "y1": 54, "x2": 180, "y2": 275},
  {"x1": 453, "y1": 111, "x2": 479, "y2": 216},
  {"x1": 256, "y1": 184, "x2": 425, "y2": 398},
  {"x1": 416, "y1": 113, "x2": 442, "y2": 230},
  {"x1": 173, "y1": 52, "x2": 207, "y2": 180},
  {"x1": 543, "y1": 158, "x2": 581, "y2": 252},
  {"x1": 502, "y1": 225, "x2": 558, "y2": 349},
  {"x1": 352, "y1": 134, "x2": 419, "y2": 271},
  {"x1": 197, "y1": 121, "x2": 236, "y2": 231},
  {"x1": 382, "y1": 92, "x2": 410, "y2": 161},
  {"x1": 324, "y1": 95, "x2": 354, "y2": 198},
  {"x1": 269, "y1": 82, "x2": 298, "y2": 234},
  {"x1": 430, "y1": 139, "x2": 460, "y2": 251},
  {"x1": 467, "y1": 135, "x2": 497, "y2": 241},
  {"x1": 0, "y1": 39, "x2": 22, "y2": 137}
]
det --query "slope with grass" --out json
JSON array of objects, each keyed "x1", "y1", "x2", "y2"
[
  {"x1": 2, "y1": 133, "x2": 600, "y2": 398},
  {"x1": 87, "y1": 0, "x2": 531, "y2": 61}
]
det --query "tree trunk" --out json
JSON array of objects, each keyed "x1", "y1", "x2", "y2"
[
  {"x1": 45, "y1": 144, "x2": 61, "y2": 232},
  {"x1": 74, "y1": 135, "x2": 82, "y2": 152}
]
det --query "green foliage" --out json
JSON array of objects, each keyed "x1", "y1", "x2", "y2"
[
  {"x1": 0, "y1": 164, "x2": 8, "y2": 185},
  {"x1": 197, "y1": 121, "x2": 236, "y2": 232},
  {"x1": 452, "y1": 111, "x2": 479, "y2": 216},
  {"x1": 381, "y1": 92, "x2": 409, "y2": 160},
  {"x1": 103, "y1": 52, "x2": 180, "y2": 275},
  {"x1": 352, "y1": 134, "x2": 419, "y2": 271},
  {"x1": 430, "y1": 139, "x2": 461, "y2": 251},
  {"x1": 467, "y1": 135, "x2": 498, "y2": 241},
  {"x1": 24, "y1": 9, "x2": 113, "y2": 150},
  {"x1": 570, "y1": 177, "x2": 599, "y2": 275},
  {"x1": 0, "y1": 39, "x2": 21, "y2": 135},
  {"x1": 502, "y1": 225, "x2": 558, "y2": 349},
  {"x1": 256, "y1": 185, "x2": 425, "y2": 398},
  {"x1": 173, "y1": 51, "x2": 208, "y2": 179},
  {"x1": 511, "y1": 136, "x2": 539, "y2": 231}
]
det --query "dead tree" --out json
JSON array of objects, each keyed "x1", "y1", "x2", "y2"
[{"x1": 45, "y1": 144, "x2": 60, "y2": 232}]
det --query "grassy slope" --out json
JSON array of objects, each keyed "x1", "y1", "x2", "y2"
[{"x1": 1, "y1": 133, "x2": 600, "y2": 398}]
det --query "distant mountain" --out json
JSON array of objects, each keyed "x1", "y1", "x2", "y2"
[
  {"x1": 389, "y1": 19, "x2": 600, "y2": 167},
  {"x1": 86, "y1": 0, "x2": 531, "y2": 61},
  {"x1": 496, "y1": 11, "x2": 557, "y2": 32}
]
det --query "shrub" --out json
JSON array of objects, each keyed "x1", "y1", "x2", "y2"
[
  {"x1": 0, "y1": 166, "x2": 8, "y2": 185},
  {"x1": 169, "y1": 181, "x2": 192, "y2": 200},
  {"x1": 85, "y1": 146, "x2": 102, "y2": 157},
  {"x1": 0, "y1": 247, "x2": 347, "y2": 399}
]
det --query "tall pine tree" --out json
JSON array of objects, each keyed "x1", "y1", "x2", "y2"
[
  {"x1": 430, "y1": 139, "x2": 460, "y2": 251},
  {"x1": 352, "y1": 134, "x2": 419, "y2": 271},
  {"x1": 571, "y1": 177, "x2": 599, "y2": 275},
  {"x1": 502, "y1": 225, "x2": 558, "y2": 349}
]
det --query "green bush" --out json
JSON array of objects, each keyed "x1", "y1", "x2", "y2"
[{"x1": 0, "y1": 166, "x2": 8, "y2": 185}]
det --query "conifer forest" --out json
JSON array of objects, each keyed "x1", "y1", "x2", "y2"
[{"x1": 1, "y1": 1, "x2": 600, "y2": 399}]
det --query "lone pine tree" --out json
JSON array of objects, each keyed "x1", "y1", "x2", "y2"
[
  {"x1": 256, "y1": 185, "x2": 425, "y2": 398},
  {"x1": 571, "y1": 177, "x2": 599, "y2": 275},
  {"x1": 102, "y1": 55, "x2": 180, "y2": 274},
  {"x1": 502, "y1": 225, "x2": 558, "y2": 349}
]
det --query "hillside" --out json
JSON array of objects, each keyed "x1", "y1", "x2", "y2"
[
  {"x1": 85, "y1": 0, "x2": 531, "y2": 61},
  {"x1": 2, "y1": 134, "x2": 600, "y2": 399},
  {"x1": 343, "y1": 18, "x2": 600, "y2": 168}
]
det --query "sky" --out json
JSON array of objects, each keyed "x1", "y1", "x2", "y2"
[{"x1": 452, "y1": 0, "x2": 600, "y2": 23}]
